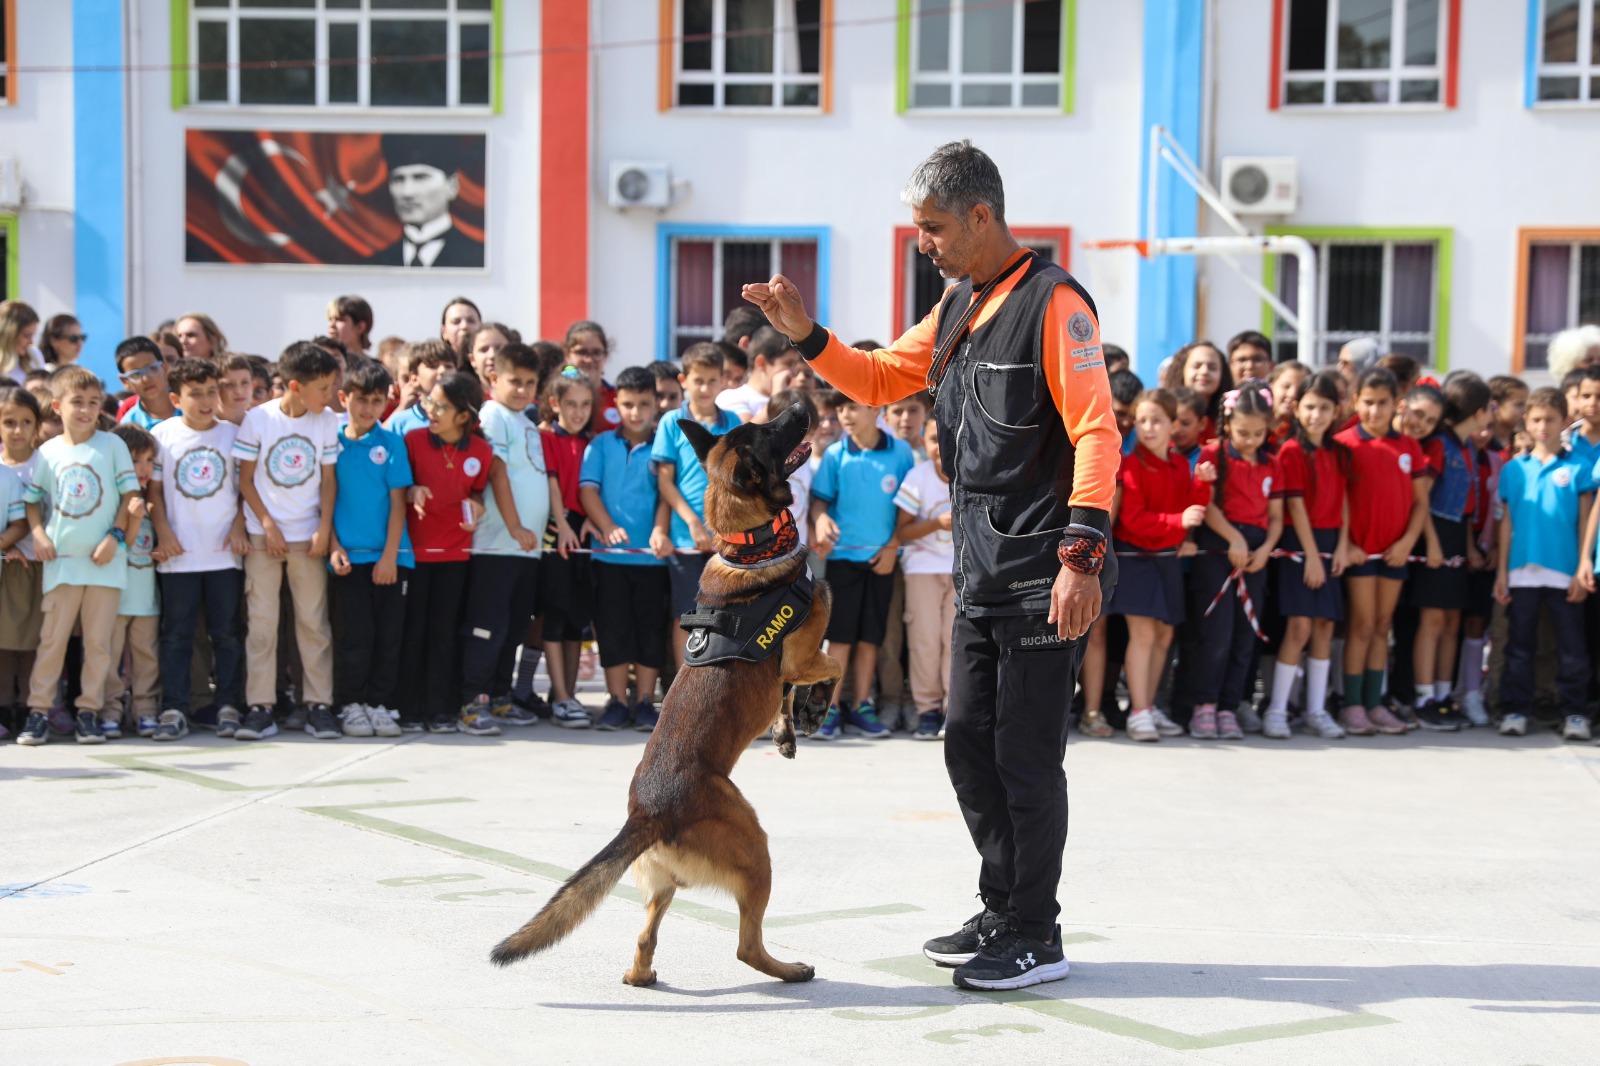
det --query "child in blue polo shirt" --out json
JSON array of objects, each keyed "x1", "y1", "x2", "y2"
[
  {"x1": 809, "y1": 389, "x2": 915, "y2": 741},
  {"x1": 581, "y1": 366, "x2": 669, "y2": 733},
  {"x1": 1498, "y1": 387, "x2": 1595, "y2": 741},
  {"x1": 328, "y1": 359, "x2": 411, "y2": 738},
  {"x1": 653, "y1": 342, "x2": 740, "y2": 670}
]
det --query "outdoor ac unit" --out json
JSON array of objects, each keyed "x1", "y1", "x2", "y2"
[
  {"x1": 607, "y1": 161, "x2": 672, "y2": 210},
  {"x1": 1220, "y1": 157, "x2": 1298, "y2": 215},
  {"x1": 0, "y1": 156, "x2": 20, "y2": 212}
]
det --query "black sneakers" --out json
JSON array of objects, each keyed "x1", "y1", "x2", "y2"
[
  {"x1": 922, "y1": 909, "x2": 1010, "y2": 966},
  {"x1": 952, "y1": 923, "x2": 1071, "y2": 991},
  {"x1": 1414, "y1": 698, "x2": 1463, "y2": 732},
  {"x1": 595, "y1": 698, "x2": 631, "y2": 732},
  {"x1": 304, "y1": 704, "x2": 342, "y2": 740}
]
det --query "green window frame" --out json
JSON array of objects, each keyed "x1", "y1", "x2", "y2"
[
  {"x1": 170, "y1": 0, "x2": 504, "y2": 113},
  {"x1": 1, "y1": 213, "x2": 17, "y2": 300},
  {"x1": 1261, "y1": 225, "x2": 1453, "y2": 370},
  {"x1": 896, "y1": 0, "x2": 1075, "y2": 114}
]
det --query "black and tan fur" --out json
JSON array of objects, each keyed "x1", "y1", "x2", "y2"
[{"x1": 490, "y1": 403, "x2": 840, "y2": 985}]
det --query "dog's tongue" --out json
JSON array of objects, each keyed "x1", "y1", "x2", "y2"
[{"x1": 783, "y1": 441, "x2": 812, "y2": 477}]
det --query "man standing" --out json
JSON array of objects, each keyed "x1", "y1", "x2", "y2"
[
  {"x1": 373, "y1": 135, "x2": 485, "y2": 269},
  {"x1": 743, "y1": 141, "x2": 1119, "y2": 992}
]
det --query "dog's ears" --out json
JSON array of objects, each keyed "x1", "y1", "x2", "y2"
[{"x1": 678, "y1": 417, "x2": 719, "y2": 465}]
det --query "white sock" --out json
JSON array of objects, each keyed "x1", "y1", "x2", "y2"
[
  {"x1": 1305, "y1": 658, "x2": 1331, "y2": 719},
  {"x1": 1267, "y1": 659, "x2": 1298, "y2": 714},
  {"x1": 1329, "y1": 640, "x2": 1345, "y2": 693},
  {"x1": 1459, "y1": 637, "x2": 1485, "y2": 693},
  {"x1": 1414, "y1": 683, "x2": 1432, "y2": 707},
  {"x1": 1434, "y1": 680, "x2": 1452, "y2": 701}
]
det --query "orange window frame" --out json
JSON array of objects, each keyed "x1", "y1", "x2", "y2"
[
  {"x1": 3, "y1": 0, "x2": 16, "y2": 105},
  {"x1": 891, "y1": 225, "x2": 1072, "y2": 337},
  {"x1": 1513, "y1": 225, "x2": 1600, "y2": 372},
  {"x1": 658, "y1": 0, "x2": 834, "y2": 112}
]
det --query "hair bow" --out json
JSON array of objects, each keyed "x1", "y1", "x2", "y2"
[{"x1": 560, "y1": 364, "x2": 584, "y2": 379}]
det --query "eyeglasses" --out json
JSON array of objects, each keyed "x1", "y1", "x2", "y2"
[
  {"x1": 423, "y1": 396, "x2": 457, "y2": 413},
  {"x1": 61, "y1": 334, "x2": 87, "y2": 344},
  {"x1": 569, "y1": 347, "x2": 606, "y2": 358},
  {"x1": 120, "y1": 361, "x2": 164, "y2": 382}
]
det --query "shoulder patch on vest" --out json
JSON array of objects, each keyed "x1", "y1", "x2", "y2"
[{"x1": 1067, "y1": 312, "x2": 1095, "y2": 343}]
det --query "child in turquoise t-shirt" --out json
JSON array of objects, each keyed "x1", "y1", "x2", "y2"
[
  {"x1": 104, "y1": 424, "x2": 163, "y2": 740},
  {"x1": 17, "y1": 367, "x2": 140, "y2": 747}
]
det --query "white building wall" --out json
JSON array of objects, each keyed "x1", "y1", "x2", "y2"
[
  {"x1": 1203, "y1": 0, "x2": 1600, "y2": 379},
  {"x1": 5, "y1": 0, "x2": 77, "y2": 319},
  {"x1": 590, "y1": 1, "x2": 1147, "y2": 370},
  {"x1": 127, "y1": 0, "x2": 542, "y2": 357}
]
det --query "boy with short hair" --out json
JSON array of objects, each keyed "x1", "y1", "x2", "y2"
[
  {"x1": 896, "y1": 414, "x2": 956, "y2": 740},
  {"x1": 809, "y1": 389, "x2": 915, "y2": 740},
  {"x1": 1103, "y1": 344, "x2": 1131, "y2": 376},
  {"x1": 1498, "y1": 388, "x2": 1593, "y2": 742},
  {"x1": 651, "y1": 360, "x2": 684, "y2": 414},
  {"x1": 387, "y1": 339, "x2": 457, "y2": 438},
  {"x1": 15, "y1": 366, "x2": 141, "y2": 746},
  {"x1": 874, "y1": 388, "x2": 933, "y2": 728},
  {"x1": 582, "y1": 365, "x2": 670, "y2": 732},
  {"x1": 1565, "y1": 366, "x2": 1600, "y2": 467},
  {"x1": 104, "y1": 423, "x2": 162, "y2": 740},
  {"x1": 232, "y1": 341, "x2": 342, "y2": 742},
  {"x1": 116, "y1": 337, "x2": 177, "y2": 431},
  {"x1": 717, "y1": 341, "x2": 749, "y2": 393},
  {"x1": 652, "y1": 343, "x2": 740, "y2": 669},
  {"x1": 149, "y1": 358, "x2": 248, "y2": 738},
  {"x1": 458, "y1": 343, "x2": 549, "y2": 732},
  {"x1": 884, "y1": 391, "x2": 931, "y2": 462},
  {"x1": 1109, "y1": 369, "x2": 1144, "y2": 455},
  {"x1": 218, "y1": 353, "x2": 258, "y2": 426},
  {"x1": 716, "y1": 326, "x2": 802, "y2": 422},
  {"x1": 327, "y1": 358, "x2": 411, "y2": 738}
]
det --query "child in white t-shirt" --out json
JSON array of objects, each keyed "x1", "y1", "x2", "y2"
[
  {"x1": 762, "y1": 389, "x2": 815, "y2": 547},
  {"x1": 894, "y1": 416, "x2": 956, "y2": 740}
]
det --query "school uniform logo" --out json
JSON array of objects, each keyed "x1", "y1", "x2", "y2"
[
  {"x1": 1262, "y1": 476, "x2": 1274, "y2": 497},
  {"x1": 175, "y1": 446, "x2": 227, "y2": 499},
  {"x1": 1554, "y1": 468, "x2": 1572, "y2": 488},
  {"x1": 1398, "y1": 453, "x2": 1413, "y2": 474},
  {"x1": 266, "y1": 435, "x2": 318, "y2": 488},
  {"x1": 130, "y1": 521, "x2": 156, "y2": 568},
  {"x1": 55, "y1": 463, "x2": 104, "y2": 518},
  {"x1": 463, "y1": 456, "x2": 483, "y2": 478},
  {"x1": 881, "y1": 474, "x2": 899, "y2": 495},
  {"x1": 369, "y1": 444, "x2": 389, "y2": 466},
  {"x1": 605, "y1": 408, "x2": 622, "y2": 426},
  {"x1": 1067, "y1": 312, "x2": 1095, "y2": 343}
]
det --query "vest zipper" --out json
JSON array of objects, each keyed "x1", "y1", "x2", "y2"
[{"x1": 955, "y1": 345, "x2": 971, "y2": 611}]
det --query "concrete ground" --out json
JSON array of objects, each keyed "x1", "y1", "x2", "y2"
[{"x1": 4, "y1": 691, "x2": 1600, "y2": 1066}]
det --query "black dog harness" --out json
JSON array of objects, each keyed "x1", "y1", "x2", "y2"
[{"x1": 679, "y1": 568, "x2": 814, "y2": 667}]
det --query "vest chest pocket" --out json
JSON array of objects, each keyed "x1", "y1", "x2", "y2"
[{"x1": 971, "y1": 362, "x2": 1042, "y2": 430}]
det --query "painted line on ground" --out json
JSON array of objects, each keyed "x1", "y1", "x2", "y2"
[{"x1": 91, "y1": 746, "x2": 406, "y2": 792}]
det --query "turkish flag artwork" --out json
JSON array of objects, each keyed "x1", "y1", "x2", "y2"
[{"x1": 185, "y1": 129, "x2": 487, "y2": 268}]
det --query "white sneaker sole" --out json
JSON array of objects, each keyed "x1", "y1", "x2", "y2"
[
  {"x1": 923, "y1": 948, "x2": 976, "y2": 966},
  {"x1": 954, "y1": 958, "x2": 1071, "y2": 990},
  {"x1": 555, "y1": 717, "x2": 592, "y2": 729}
]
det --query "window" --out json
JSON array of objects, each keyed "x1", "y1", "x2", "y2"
[
  {"x1": 1274, "y1": 0, "x2": 1458, "y2": 108},
  {"x1": 892, "y1": 226, "x2": 1071, "y2": 335},
  {"x1": 659, "y1": 226, "x2": 828, "y2": 359},
  {"x1": 1265, "y1": 228, "x2": 1451, "y2": 367},
  {"x1": 1517, "y1": 229, "x2": 1600, "y2": 369},
  {"x1": 1, "y1": 0, "x2": 13, "y2": 105},
  {"x1": 1, "y1": 214, "x2": 15, "y2": 299},
  {"x1": 188, "y1": 0, "x2": 494, "y2": 109},
  {"x1": 903, "y1": 0, "x2": 1070, "y2": 111},
  {"x1": 1530, "y1": 0, "x2": 1600, "y2": 104},
  {"x1": 668, "y1": 0, "x2": 827, "y2": 110}
]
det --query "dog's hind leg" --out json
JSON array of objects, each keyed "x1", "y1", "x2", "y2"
[{"x1": 624, "y1": 851, "x2": 677, "y2": 987}]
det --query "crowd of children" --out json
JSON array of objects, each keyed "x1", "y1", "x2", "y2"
[{"x1": 2, "y1": 291, "x2": 1598, "y2": 749}]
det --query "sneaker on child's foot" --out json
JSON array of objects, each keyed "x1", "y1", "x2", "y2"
[
  {"x1": 595, "y1": 698, "x2": 631, "y2": 732},
  {"x1": 152, "y1": 709, "x2": 189, "y2": 742},
  {"x1": 458, "y1": 697, "x2": 502, "y2": 736},
  {"x1": 633, "y1": 701, "x2": 659, "y2": 733},
  {"x1": 340, "y1": 704, "x2": 375, "y2": 737},
  {"x1": 1150, "y1": 708, "x2": 1185, "y2": 736},
  {"x1": 1562, "y1": 715, "x2": 1593, "y2": 742},
  {"x1": 98, "y1": 717, "x2": 123, "y2": 741},
  {"x1": 368, "y1": 705, "x2": 402, "y2": 737},
  {"x1": 914, "y1": 710, "x2": 944, "y2": 740},
  {"x1": 304, "y1": 704, "x2": 341, "y2": 740},
  {"x1": 137, "y1": 713, "x2": 161, "y2": 738},
  {"x1": 1498, "y1": 712, "x2": 1528, "y2": 736},
  {"x1": 552, "y1": 699, "x2": 591, "y2": 729},
  {"x1": 845, "y1": 701, "x2": 890, "y2": 738},
  {"x1": 952, "y1": 924, "x2": 1070, "y2": 991},
  {"x1": 398, "y1": 719, "x2": 427, "y2": 734},
  {"x1": 1367, "y1": 703, "x2": 1411, "y2": 734},
  {"x1": 514, "y1": 692, "x2": 553, "y2": 721},
  {"x1": 923, "y1": 909, "x2": 1009, "y2": 966},
  {"x1": 1302, "y1": 707, "x2": 1346, "y2": 739},
  {"x1": 812, "y1": 706, "x2": 842, "y2": 741},
  {"x1": 1125, "y1": 708, "x2": 1161, "y2": 742},
  {"x1": 215, "y1": 706, "x2": 241, "y2": 739},
  {"x1": 74, "y1": 711, "x2": 106, "y2": 745},
  {"x1": 1412, "y1": 699, "x2": 1461, "y2": 733},
  {"x1": 16, "y1": 712, "x2": 50, "y2": 746},
  {"x1": 235, "y1": 706, "x2": 279, "y2": 741},
  {"x1": 1262, "y1": 708, "x2": 1291, "y2": 739},
  {"x1": 1460, "y1": 691, "x2": 1489, "y2": 727},
  {"x1": 1339, "y1": 705, "x2": 1376, "y2": 736},
  {"x1": 1189, "y1": 705, "x2": 1218, "y2": 739},
  {"x1": 428, "y1": 714, "x2": 459, "y2": 734},
  {"x1": 490, "y1": 694, "x2": 538, "y2": 727},
  {"x1": 1216, "y1": 709, "x2": 1245, "y2": 740},
  {"x1": 280, "y1": 705, "x2": 308, "y2": 732},
  {"x1": 1078, "y1": 709, "x2": 1114, "y2": 738},
  {"x1": 1235, "y1": 703, "x2": 1264, "y2": 735}
]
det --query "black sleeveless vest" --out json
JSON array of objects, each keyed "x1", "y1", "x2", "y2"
[{"x1": 932, "y1": 254, "x2": 1109, "y2": 617}]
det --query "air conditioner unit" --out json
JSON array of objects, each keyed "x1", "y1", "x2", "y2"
[
  {"x1": 1220, "y1": 156, "x2": 1298, "y2": 215},
  {"x1": 607, "y1": 161, "x2": 672, "y2": 210},
  {"x1": 0, "y1": 156, "x2": 21, "y2": 212}
]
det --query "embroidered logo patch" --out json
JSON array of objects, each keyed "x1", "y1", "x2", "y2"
[
  {"x1": 1554, "y1": 468, "x2": 1572, "y2": 488},
  {"x1": 881, "y1": 474, "x2": 899, "y2": 495},
  {"x1": 130, "y1": 521, "x2": 156, "y2": 568},
  {"x1": 56, "y1": 463, "x2": 103, "y2": 519},
  {"x1": 605, "y1": 408, "x2": 622, "y2": 426},
  {"x1": 463, "y1": 456, "x2": 482, "y2": 478},
  {"x1": 175, "y1": 447, "x2": 226, "y2": 500},
  {"x1": 1398, "y1": 452, "x2": 1413, "y2": 474},
  {"x1": 265, "y1": 435, "x2": 318, "y2": 489},
  {"x1": 1262, "y1": 475, "x2": 1274, "y2": 497},
  {"x1": 369, "y1": 444, "x2": 388, "y2": 466},
  {"x1": 1067, "y1": 312, "x2": 1095, "y2": 343}
]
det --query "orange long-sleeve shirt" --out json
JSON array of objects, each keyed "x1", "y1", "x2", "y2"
[{"x1": 803, "y1": 251, "x2": 1120, "y2": 513}]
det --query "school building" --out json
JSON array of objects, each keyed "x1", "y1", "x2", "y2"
[{"x1": 1, "y1": 1, "x2": 1596, "y2": 383}]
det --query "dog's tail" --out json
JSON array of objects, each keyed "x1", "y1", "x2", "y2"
[{"x1": 489, "y1": 817, "x2": 656, "y2": 967}]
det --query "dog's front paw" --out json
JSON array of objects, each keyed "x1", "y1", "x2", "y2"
[
  {"x1": 793, "y1": 681, "x2": 835, "y2": 736},
  {"x1": 771, "y1": 718, "x2": 797, "y2": 759}
]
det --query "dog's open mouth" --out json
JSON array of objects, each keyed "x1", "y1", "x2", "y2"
[{"x1": 782, "y1": 441, "x2": 812, "y2": 477}]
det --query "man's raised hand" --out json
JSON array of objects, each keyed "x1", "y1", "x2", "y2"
[{"x1": 741, "y1": 274, "x2": 813, "y2": 342}]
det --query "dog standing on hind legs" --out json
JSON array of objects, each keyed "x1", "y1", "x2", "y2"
[{"x1": 490, "y1": 403, "x2": 840, "y2": 986}]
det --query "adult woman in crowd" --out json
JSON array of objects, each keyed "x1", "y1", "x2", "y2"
[
  {"x1": 0, "y1": 300, "x2": 41, "y2": 385},
  {"x1": 38, "y1": 314, "x2": 86, "y2": 368},
  {"x1": 1160, "y1": 339, "x2": 1232, "y2": 443},
  {"x1": 441, "y1": 296, "x2": 482, "y2": 361},
  {"x1": 174, "y1": 313, "x2": 228, "y2": 362},
  {"x1": 326, "y1": 295, "x2": 374, "y2": 356}
]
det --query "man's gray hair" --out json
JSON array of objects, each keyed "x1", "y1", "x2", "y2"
[{"x1": 900, "y1": 140, "x2": 1006, "y2": 223}]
